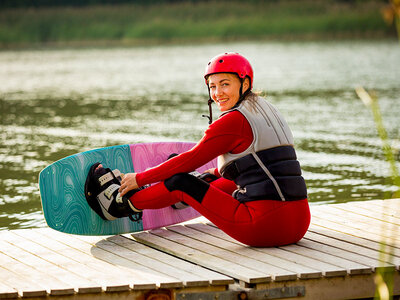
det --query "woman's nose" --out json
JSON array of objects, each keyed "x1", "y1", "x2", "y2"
[{"x1": 215, "y1": 86, "x2": 223, "y2": 97}]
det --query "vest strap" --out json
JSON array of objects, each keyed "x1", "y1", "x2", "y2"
[
  {"x1": 251, "y1": 152, "x2": 286, "y2": 201},
  {"x1": 233, "y1": 176, "x2": 307, "y2": 202}
]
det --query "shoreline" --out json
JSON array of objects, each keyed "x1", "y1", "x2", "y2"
[
  {"x1": 0, "y1": 0, "x2": 396, "y2": 51},
  {"x1": 0, "y1": 33, "x2": 396, "y2": 51}
]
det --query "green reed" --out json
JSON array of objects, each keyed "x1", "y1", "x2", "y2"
[
  {"x1": 355, "y1": 7, "x2": 400, "y2": 299},
  {"x1": 356, "y1": 87, "x2": 400, "y2": 300}
]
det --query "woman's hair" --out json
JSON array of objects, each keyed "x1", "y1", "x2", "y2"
[
  {"x1": 244, "y1": 90, "x2": 258, "y2": 101},
  {"x1": 241, "y1": 90, "x2": 259, "y2": 112}
]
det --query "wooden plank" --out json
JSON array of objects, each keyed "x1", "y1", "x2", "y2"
[
  {"x1": 36, "y1": 228, "x2": 156, "y2": 291},
  {"x1": 278, "y1": 241, "x2": 370, "y2": 276},
  {"x1": 0, "y1": 280, "x2": 18, "y2": 300},
  {"x1": 185, "y1": 223, "x2": 364, "y2": 277},
  {"x1": 338, "y1": 201, "x2": 400, "y2": 225},
  {"x1": 308, "y1": 223, "x2": 400, "y2": 254},
  {"x1": 180, "y1": 223, "x2": 322, "y2": 279},
  {"x1": 303, "y1": 231, "x2": 395, "y2": 269},
  {"x1": 371, "y1": 199, "x2": 400, "y2": 213},
  {"x1": 166, "y1": 225, "x2": 302, "y2": 281},
  {"x1": 0, "y1": 230, "x2": 102, "y2": 294},
  {"x1": 310, "y1": 213, "x2": 400, "y2": 250},
  {"x1": 0, "y1": 239, "x2": 71, "y2": 297},
  {"x1": 312, "y1": 205, "x2": 400, "y2": 243},
  {"x1": 314, "y1": 201, "x2": 399, "y2": 224},
  {"x1": 198, "y1": 209, "x2": 398, "y2": 272},
  {"x1": 152, "y1": 226, "x2": 299, "y2": 281},
  {"x1": 72, "y1": 234, "x2": 185, "y2": 290},
  {"x1": 310, "y1": 213, "x2": 400, "y2": 254},
  {"x1": 0, "y1": 262, "x2": 47, "y2": 298},
  {"x1": 320, "y1": 204, "x2": 400, "y2": 245},
  {"x1": 0, "y1": 254, "x2": 75, "y2": 296},
  {"x1": 36, "y1": 228, "x2": 182, "y2": 290},
  {"x1": 12, "y1": 229, "x2": 131, "y2": 293},
  {"x1": 90, "y1": 236, "x2": 210, "y2": 288},
  {"x1": 0, "y1": 231, "x2": 77, "y2": 296},
  {"x1": 353, "y1": 199, "x2": 400, "y2": 217},
  {"x1": 132, "y1": 230, "x2": 271, "y2": 285},
  {"x1": 115, "y1": 235, "x2": 234, "y2": 286},
  {"x1": 0, "y1": 199, "x2": 398, "y2": 300},
  {"x1": 309, "y1": 225, "x2": 400, "y2": 268},
  {"x1": 0, "y1": 279, "x2": 18, "y2": 299}
]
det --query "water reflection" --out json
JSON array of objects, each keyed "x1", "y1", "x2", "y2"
[{"x1": 0, "y1": 41, "x2": 399, "y2": 230}]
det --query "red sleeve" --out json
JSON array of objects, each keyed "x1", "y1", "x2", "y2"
[{"x1": 136, "y1": 110, "x2": 253, "y2": 186}]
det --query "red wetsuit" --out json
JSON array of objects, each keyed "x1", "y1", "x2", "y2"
[{"x1": 131, "y1": 111, "x2": 310, "y2": 247}]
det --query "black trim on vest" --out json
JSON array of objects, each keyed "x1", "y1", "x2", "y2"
[{"x1": 164, "y1": 173, "x2": 210, "y2": 203}]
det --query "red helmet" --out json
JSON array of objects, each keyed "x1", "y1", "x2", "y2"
[{"x1": 204, "y1": 52, "x2": 254, "y2": 88}]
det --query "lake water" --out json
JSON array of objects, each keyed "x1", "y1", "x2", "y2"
[{"x1": 0, "y1": 40, "x2": 399, "y2": 230}]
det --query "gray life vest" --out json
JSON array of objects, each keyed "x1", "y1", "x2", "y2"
[{"x1": 217, "y1": 96, "x2": 307, "y2": 202}]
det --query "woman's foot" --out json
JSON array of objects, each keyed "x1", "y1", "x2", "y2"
[{"x1": 85, "y1": 163, "x2": 142, "y2": 221}]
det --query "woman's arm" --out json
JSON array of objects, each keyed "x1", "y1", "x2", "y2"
[{"x1": 135, "y1": 111, "x2": 252, "y2": 187}]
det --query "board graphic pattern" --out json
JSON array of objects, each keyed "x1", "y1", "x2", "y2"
[{"x1": 39, "y1": 142, "x2": 215, "y2": 235}]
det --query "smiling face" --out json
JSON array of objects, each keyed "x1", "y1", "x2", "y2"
[{"x1": 208, "y1": 73, "x2": 249, "y2": 112}]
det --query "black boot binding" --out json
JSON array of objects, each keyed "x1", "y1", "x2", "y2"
[{"x1": 85, "y1": 162, "x2": 143, "y2": 222}]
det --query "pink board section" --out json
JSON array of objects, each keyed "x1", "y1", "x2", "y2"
[{"x1": 130, "y1": 142, "x2": 217, "y2": 230}]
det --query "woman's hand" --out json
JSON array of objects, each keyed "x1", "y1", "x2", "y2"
[
  {"x1": 119, "y1": 173, "x2": 139, "y2": 196},
  {"x1": 203, "y1": 168, "x2": 216, "y2": 175}
]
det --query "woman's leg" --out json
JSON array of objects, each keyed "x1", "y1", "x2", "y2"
[
  {"x1": 129, "y1": 174, "x2": 245, "y2": 220},
  {"x1": 129, "y1": 173, "x2": 310, "y2": 247},
  {"x1": 129, "y1": 181, "x2": 182, "y2": 210},
  {"x1": 209, "y1": 177, "x2": 237, "y2": 195}
]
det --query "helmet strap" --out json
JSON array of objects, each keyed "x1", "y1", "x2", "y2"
[
  {"x1": 234, "y1": 78, "x2": 250, "y2": 108},
  {"x1": 202, "y1": 87, "x2": 213, "y2": 125}
]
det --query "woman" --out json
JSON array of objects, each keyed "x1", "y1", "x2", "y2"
[{"x1": 85, "y1": 52, "x2": 310, "y2": 247}]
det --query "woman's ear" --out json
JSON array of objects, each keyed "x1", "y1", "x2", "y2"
[{"x1": 243, "y1": 77, "x2": 250, "y2": 91}]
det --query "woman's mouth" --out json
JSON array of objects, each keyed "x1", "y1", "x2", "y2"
[{"x1": 217, "y1": 98, "x2": 229, "y2": 104}]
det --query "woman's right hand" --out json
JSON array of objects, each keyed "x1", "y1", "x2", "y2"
[{"x1": 119, "y1": 173, "x2": 139, "y2": 196}]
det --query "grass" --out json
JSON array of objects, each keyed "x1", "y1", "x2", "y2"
[
  {"x1": 356, "y1": 87, "x2": 400, "y2": 300},
  {"x1": 0, "y1": 0, "x2": 395, "y2": 48}
]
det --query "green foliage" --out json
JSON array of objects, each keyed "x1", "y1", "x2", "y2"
[
  {"x1": 0, "y1": 0, "x2": 393, "y2": 47},
  {"x1": 0, "y1": 0, "x2": 390, "y2": 9}
]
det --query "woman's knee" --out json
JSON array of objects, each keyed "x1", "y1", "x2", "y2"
[{"x1": 164, "y1": 173, "x2": 210, "y2": 203}]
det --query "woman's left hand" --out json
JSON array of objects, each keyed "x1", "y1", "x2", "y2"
[
  {"x1": 119, "y1": 173, "x2": 139, "y2": 196},
  {"x1": 203, "y1": 168, "x2": 216, "y2": 176}
]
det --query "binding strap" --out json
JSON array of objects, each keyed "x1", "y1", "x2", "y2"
[{"x1": 98, "y1": 169, "x2": 122, "y2": 186}]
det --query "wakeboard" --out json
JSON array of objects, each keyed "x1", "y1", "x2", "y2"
[{"x1": 39, "y1": 142, "x2": 216, "y2": 235}]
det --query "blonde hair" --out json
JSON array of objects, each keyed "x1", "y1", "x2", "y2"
[{"x1": 241, "y1": 90, "x2": 261, "y2": 113}]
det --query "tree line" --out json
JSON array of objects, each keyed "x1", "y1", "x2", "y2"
[{"x1": 0, "y1": 0, "x2": 386, "y2": 9}]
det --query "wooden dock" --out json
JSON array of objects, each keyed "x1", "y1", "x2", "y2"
[{"x1": 0, "y1": 199, "x2": 399, "y2": 300}]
